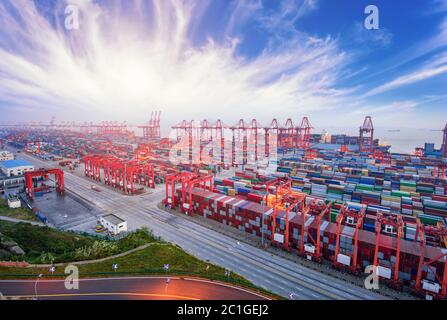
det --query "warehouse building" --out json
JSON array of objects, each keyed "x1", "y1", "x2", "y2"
[
  {"x1": 0, "y1": 159, "x2": 34, "y2": 177},
  {"x1": 99, "y1": 214, "x2": 128, "y2": 235},
  {"x1": 7, "y1": 196, "x2": 21, "y2": 209},
  {"x1": 0, "y1": 151, "x2": 14, "y2": 161}
]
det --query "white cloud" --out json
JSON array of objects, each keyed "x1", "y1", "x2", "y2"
[
  {"x1": 364, "y1": 57, "x2": 447, "y2": 97},
  {"x1": 351, "y1": 21, "x2": 393, "y2": 47},
  {"x1": 0, "y1": 0, "x2": 348, "y2": 125}
]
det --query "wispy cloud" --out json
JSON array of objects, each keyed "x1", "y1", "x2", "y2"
[
  {"x1": 351, "y1": 21, "x2": 393, "y2": 47},
  {"x1": 0, "y1": 0, "x2": 349, "y2": 124},
  {"x1": 364, "y1": 52, "x2": 447, "y2": 97}
]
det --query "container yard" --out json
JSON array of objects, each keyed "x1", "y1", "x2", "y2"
[
  {"x1": 3, "y1": 0, "x2": 447, "y2": 308},
  {"x1": 0, "y1": 115, "x2": 446, "y2": 301}
]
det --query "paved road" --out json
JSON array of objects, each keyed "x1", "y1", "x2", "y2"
[
  {"x1": 0, "y1": 277, "x2": 270, "y2": 300},
  {"x1": 14, "y1": 152, "x2": 388, "y2": 300}
]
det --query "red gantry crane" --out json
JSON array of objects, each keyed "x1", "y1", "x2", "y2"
[
  {"x1": 165, "y1": 172, "x2": 192, "y2": 209},
  {"x1": 84, "y1": 155, "x2": 155, "y2": 194},
  {"x1": 213, "y1": 119, "x2": 228, "y2": 166},
  {"x1": 264, "y1": 119, "x2": 280, "y2": 158},
  {"x1": 139, "y1": 111, "x2": 161, "y2": 139},
  {"x1": 433, "y1": 164, "x2": 446, "y2": 179},
  {"x1": 249, "y1": 119, "x2": 260, "y2": 162},
  {"x1": 298, "y1": 198, "x2": 332, "y2": 262},
  {"x1": 359, "y1": 116, "x2": 374, "y2": 154},
  {"x1": 230, "y1": 119, "x2": 248, "y2": 167},
  {"x1": 279, "y1": 119, "x2": 295, "y2": 149},
  {"x1": 199, "y1": 119, "x2": 213, "y2": 164},
  {"x1": 442, "y1": 123, "x2": 447, "y2": 158},
  {"x1": 25, "y1": 169, "x2": 65, "y2": 199},
  {"x1": 164, "y1": 172, "x2": 213, "y2": 214},
  {"x1": 373, "y1": 212, "x2": 404, "y2": 289},
  {"x1": 297, "y1": 117, "x2": 313, "y2": 150},
  {"x1": 180, "y1": 174, "x2": 214, "y2": 215},
  {"x1": 172, "y1": 120, "x2": 194, "y2": 164},
  {"x1": 373, "y1": 149, "x2": 392, "y2": 165},
  {"x1": 266, "y1": 178, "x2": 306, "y2": 251},
  {"x1": 415, "y1": 220, "x2": 447, "y2": 299},
  {"x1": 333, "y1": 205, "x2": 366, "y2": 275}
]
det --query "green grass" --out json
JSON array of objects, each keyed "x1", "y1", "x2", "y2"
[
  {"x1": 0, "y1": 221, "x2": 156, "y2": 264},
  {"x1": 0, "y1": 221, "x2": 281, "y2": 299},
  {"x1": 0, "y1": 198, "x2": 38, "y2": 222},
  {"x1": 0, "y1": 242, "x2": 280, "y2": 299}
]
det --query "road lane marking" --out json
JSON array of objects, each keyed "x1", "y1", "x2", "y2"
[{"x1": 5, "y1": 292, "x2": 200, "y2": 300}]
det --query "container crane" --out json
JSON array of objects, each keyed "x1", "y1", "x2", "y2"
[
  {"x1": 373, "y1": 212, "x2": 404, "y2": 289},
  {"x1": 271, "y1": 190, "x2": 306, "y2": 252},
  {"x1": 265, "y1": 178, "x2": 306, "y2": 251},
  {"x1": 359, "y1": 116, "x2": 374, "y2": 154},
  {"x1": 298, "y1": 198, "x2": 332, "y2": 262},
  {"x1": 264, "y1": 119, "x2": 279, "y2": 158},
  {"x1": 297, "y1": 117, "x2": 313, "y2": 149},
  {"x1": 139, "y1": 111, "x2": 161, "y2": 139},
  {"x1": 442, "y1": 123, "x2": 447, "y2": 158},
  {"x1": 180, "y1": 174, "x2": 214, "y2": 215},
  {"x1": 333, "y1": 205, "x2": 365, "y2": 275},
  {"x1": 25, "y1": 169, "x2": 65, "y2": 199},
  {"x1": 415, "y1": 220, "x2": 447, "y2": 299},
  {"x1": 230, "y1": 119, "x2": 248, "y2": 167},
  {"x1": 172, "y1": 120, "x2": 194, "y2": 164},
  {"x1": 214, "y1": 120, "x2": 228, "y2": 165},
  {"x1": 249, "y1": 119, "x2": 260, "y2": 162},
  {"x1": 279, "y1": 119, "x2": 295, "y2": 149},
  {"x1": 199, "y1": 120, "x2": 213, "y2": 164},
  {"x1": 373, "y1": 149, "x2": 392, "y2": 165}
]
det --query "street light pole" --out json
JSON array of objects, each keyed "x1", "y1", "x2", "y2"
[
  {"x1": 34, "y1": 274, "x2": 43, "y2": 300},
  {"x1": 261, "y1": 201, "x2": 265, "y2": 247}
]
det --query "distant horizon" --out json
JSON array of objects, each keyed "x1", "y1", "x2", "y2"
[{"x1": 0, "y1": 0, "x2": 446, "y2": 128}]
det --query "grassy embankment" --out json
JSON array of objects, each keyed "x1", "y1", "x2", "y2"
[
  {"x1": 0, "y1": 198, "x2": 38, "y2": 222},
  {"x1": 0, "y1": 221, "x2": 279, "y2": 298}
]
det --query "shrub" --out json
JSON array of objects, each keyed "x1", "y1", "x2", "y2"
[
  {"x1": 74, "y1": 241, "x2": 119, "y2": 260},
  {"x1": 37, "y1": 252, "x2": 55, "y2": 264}
]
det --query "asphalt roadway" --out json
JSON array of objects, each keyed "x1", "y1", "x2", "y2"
[
  {"x1": 11, "y1": 151, "x2": 389, "y2": 300},
  {"x1": 0, "y1": 277, "x2": 270, "y2": 300}
]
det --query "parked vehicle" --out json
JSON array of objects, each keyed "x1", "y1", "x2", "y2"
[{"x1": 91, "y1": 185, "x2": 102, "y2": 192}]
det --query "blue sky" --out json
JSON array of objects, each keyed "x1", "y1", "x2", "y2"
[{"x1": 0, "y1": 0, "x2": 446, "y2": 129}]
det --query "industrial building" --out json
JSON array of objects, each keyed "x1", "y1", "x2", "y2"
[
  {"x1": 0, "y1": 159, "x2": 34, "y2": 177},
  {"x1": 0, "y1": 150, "x2": 14, "y2": 161},
  {"x1": 7, "y1": 196, "x2": 21, "y2": 209},
  {"x1": 99, "y1": 214, "x2": 128, "y2": 235}
]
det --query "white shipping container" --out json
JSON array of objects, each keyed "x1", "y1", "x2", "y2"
[
  {"x1": 422, "y1": 280, "x2": 440, "y2": 294},
  {"x1": 337, "y1": 254, "x2": 351, "y2": 266},
  {"x1": 376, "y1": 266, "x2": 392, "y2": 279},
  {"x1": 274, "y1": 233, "x2": 285, "y2": 243},
  {"x1": 304, "y1": 244, "x2": 316, "y2": 254}
]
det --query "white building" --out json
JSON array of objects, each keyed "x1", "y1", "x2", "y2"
[
  {"x1": 99, "y1": 214, "x2": 128, "y2": 235},
  {"x1": 0, "y1": 151, "x2": 14, "y2": 161},
  {"x1": 0, "y1": 159, "x2": 34, "y2": 177},
  {"x1": 7, "y1": 197, "x2": 21, "y2": 209}
]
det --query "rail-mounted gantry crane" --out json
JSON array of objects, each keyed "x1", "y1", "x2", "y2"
[
  {"x1": 373, "y1": 212, "x2": 404, "y2": 289},
  {"x1": 298, "y1": 198, "x2": 332, "y2": 262},
  {"x1": 25, "y1": 169, "x2": 65, "y2": 199},
  {"x1": 333, "y1": 205, "x2": 366, "y2": 275}
]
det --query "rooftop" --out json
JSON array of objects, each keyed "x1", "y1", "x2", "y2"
[
  {"x1": 0, "y1": 159, "x2": 34, "y2": 169},
  {"x1": 102, "y1": 214, "x2": 125, "y2": 225}
]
